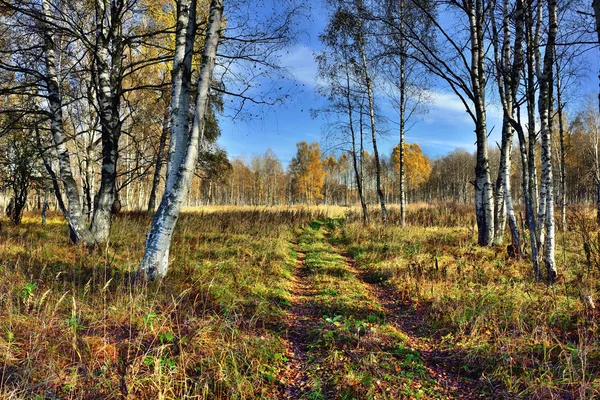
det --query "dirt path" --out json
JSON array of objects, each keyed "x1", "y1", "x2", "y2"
[
  {"x1": 278, "y1": 222, "x2": 504, "y2": 399},
  {"x1": 339, "y1": 249, "x2": 496, "y2": 399},
  {"x1": 278, "y1": 244, "x2": 318, "y2": 398},
  {"x1": 320, "y1": 227, "x2": 496, "y2": 398}
]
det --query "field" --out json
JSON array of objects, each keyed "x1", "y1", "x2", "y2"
[{"x1": 0, "y1": 204, "x2": 598, "y2": 399}]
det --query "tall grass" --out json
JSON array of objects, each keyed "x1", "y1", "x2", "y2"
[
  {"x1": 0, "y1": 209, "x2": 327, "y2": 399},
  {"x1": 339, "y1": 204, "x2": 600, "y2": 398}
]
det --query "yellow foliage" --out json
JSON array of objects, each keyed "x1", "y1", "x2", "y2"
[{"x1": 391, "y1": 143, "x2": 432, "y2": 190}]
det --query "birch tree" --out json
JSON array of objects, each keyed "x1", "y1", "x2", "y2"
[
  {"x1": 137, "y1": 0, "x2": 224, "y2": 281},
  {"x1": 373, "y1": 0, "x2": 431, "y2": 227},
  {"x1": 490, "y1": 0, "x2": 524, "y2": 257},
  {"x1": 397, "y1": 0, "x2": 494, "y2": 245},
  {"x1": 537, "y1": 0, "x2": 558, "y2": 281},
  {"x1": 324, "y1": 1, "x2": 388, "y2": 222},
  {"x1": 316, "y1": 16, "x2": 369, "y2": 223}
]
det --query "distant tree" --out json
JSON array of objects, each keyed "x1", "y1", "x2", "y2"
[
  {"x1": 290, "y1": 142, "x2": 326, "y2": 204},
  {"x1": 391, "y1": 143, "x2": 430, "y2": 202}
]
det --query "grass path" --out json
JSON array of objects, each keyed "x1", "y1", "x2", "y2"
[
  {"x1": 279, "y1": 242, "x2": 320, "y2": 398},
  {"x1": 277, "y1": 219, "x2": 496, "y2": 399},
  {"x1": 333, "y1": 242, "x2": 496, "y2": 399}
]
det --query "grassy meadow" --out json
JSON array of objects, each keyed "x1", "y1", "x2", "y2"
[{"x1": 0, "y1": 204, "x2": 598, "y2": 399}]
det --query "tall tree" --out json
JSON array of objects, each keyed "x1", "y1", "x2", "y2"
[
  {"x1": 138, "y1": 0, "x2": 224, "y2": 281},
  {"x1": 490, "y1": 0, "x2": 525, "y2": 259},
  {"x1": 316, "y1": 11, "x2": 369, "y2": 222},
  {"x1": 401, "y1": 0, "x2": 494, "y2": 245},
  {"x1": 322, "y1": 1, "x2": 388, "y2": 222},
  {"x1": 373, "y1": 0, "x2": 432, "y2": 226},
  {"x1": 537, "y1": 0, "x2": 558, "y2": 281}
]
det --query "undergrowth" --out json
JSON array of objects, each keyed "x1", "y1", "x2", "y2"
[
  {"x1": 0, "y1": 209, "x2": 327, "y2": 399},
  {"x1": 1, "y1": 204, "x2": 598, "y2": 399},
  {"x1": 342, "y1": 205, "x2": 600, "y2": 399}
]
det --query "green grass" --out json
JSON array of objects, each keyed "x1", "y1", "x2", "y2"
[{"x1": 293, "y1": 219, "x2": 455, "y2": 399}]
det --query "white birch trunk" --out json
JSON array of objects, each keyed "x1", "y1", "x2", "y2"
[
  {"x1": 41, "y1": 0, "x2": 94, "y2": 244},
  {"x1": 89, "y1": 0, "x2": 124, "y2": 243},
  {"x1": 537, "y1": 0, "x2": 558, "y2": 281},
  {"x1": 470, "y1": 0, "x2": 494, "y2": 246},
  {"x1": 138, "y1": 0, "x2": 224, "y2": 281},
  {"x1": 165, "y1": 0, "x2": 196, "y2": 194}
]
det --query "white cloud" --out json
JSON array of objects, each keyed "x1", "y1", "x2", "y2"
[{"x1": 279, "y1": 44, "x2": 320, "y2": 88}]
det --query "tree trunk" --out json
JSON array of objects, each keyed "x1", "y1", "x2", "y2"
[
  {"x1": 537, "y1": 0, "x2": 558, "y2": 282},
  {"x1": 165, "y1": 0, "x2": 197, "y2": 194},
  {"x1": 593, "y1": 0, "x2": 600, "y2": 225},
  {"x1": 138, "y1": 0, "x2": 223, "y2": 281},
  {"x1": 344, "y1": 64, "x2": 368, "y2": 224},
  {"x1": 470, "y1": 0, "x2": 494, "y2": 246},
  {"x1": 41, "y1": 0, "x2": 95, "y2": 244},
  {"x1": 148, "y1": 105, "x2": 170, "y2": 213},
  {"x1": 89, "y1": 0, "x2": 126, "y2": 243},
  {"x1": 360, "y1": 43, "x2": 387, "y2": 223},
  {"x1": 524, "y1": 0, "x2": 539, "y2": 223},
  {"x1": 555, "y1": 57, "x2": 567, "y2": 231},
  {"x1": 398, "y1": 0, "x2": 406, "y2": 227}
]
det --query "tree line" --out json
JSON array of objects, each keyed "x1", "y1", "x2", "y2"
[{"x1": 0, "y1": 0, "x2": 600, "y2": 283}]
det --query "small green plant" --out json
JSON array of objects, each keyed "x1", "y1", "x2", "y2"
[
  {"x1": 20, "y1": 282, "x2": 37, "y2": 299},
  {"x1": 143, "y1": 312, "x2": 159, "y2": 328},
  {"x1": 323, "y1": 314, "x2": 343, "y2": 326},
  {"x1": 158, "y1": 331, "x2": 175, "y2": 344}
]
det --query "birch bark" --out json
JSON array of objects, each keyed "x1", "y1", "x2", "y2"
[
  {"x1": 41, "y1": 0, "x2": 95, "y2": 244},
  {"x1": 89, "y1": 0, "x2": 125, "y2": 242},
  {"x1": 165, "y1": 0, "x2": 196, "y2": 194},
  {"x1": 469, "y1": 0, "x2": 494, "y2": 246},
  {"x1": 138, "y1": 0, "x2": 224, "y2": 280},
  {"x1": 148, "y1": 105, "x2": 170, "y2": 213},
  {"x1": 537, "y1": 0, "x2": 558, "y2": 281}
]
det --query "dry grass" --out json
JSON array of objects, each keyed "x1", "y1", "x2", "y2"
[
  {"x1": 339, "y1": 205, "x2": 600, "y2": 398},
  {"x1": 0, "y1": 204, "x2": 598, "y2": 399},
  {"x1": 0, "y1": 209, "x2": 328, "y2": 399}
]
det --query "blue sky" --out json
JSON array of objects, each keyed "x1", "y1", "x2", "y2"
[{"x1": 217, "y1": 1, "x2": 600, "y2": 168}]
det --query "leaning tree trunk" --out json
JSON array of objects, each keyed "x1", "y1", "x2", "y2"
[
  {"x1": 138, "y1": 0, "x2": 223, "y2": 281},
  {"x1": 41, "y1": 0, "x2": 95, "y2": 244},
  {"x1": 537, "y1": 0, "x2": 558, "y2": 282},
  {"x1": 165, "y1": 0, "x2": 197, "y2": 194},
  {"x1": 491, "y1": 0, "x2": 524, "y2": 256}
]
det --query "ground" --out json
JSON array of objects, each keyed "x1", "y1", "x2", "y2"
[{"x1": 0, "y1": 204, "x2": 598, "y2": 399}]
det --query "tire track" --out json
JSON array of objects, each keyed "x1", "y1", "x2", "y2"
[{"x1": 327, "y1": 236, "x2": 499, "y2": 399}]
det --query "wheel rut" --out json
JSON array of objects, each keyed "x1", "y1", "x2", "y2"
[
  {"x1": 327, "y1": 234, "x2": 499, "y2": 399},
  {"x1": 278, "y1": 242, "x2": 319, "y2": 398}
]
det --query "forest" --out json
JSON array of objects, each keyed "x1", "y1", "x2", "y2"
[{"x1": 1, "y1": 0, "x2": 600, "y2": 398}]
